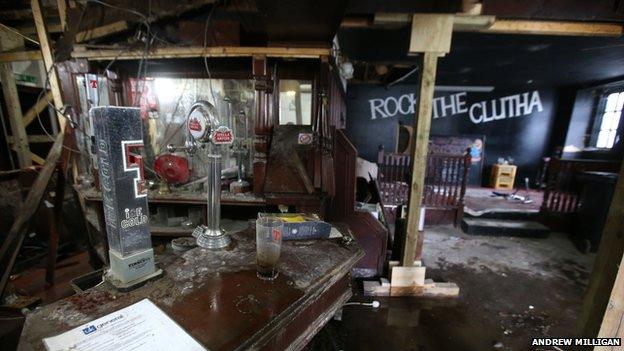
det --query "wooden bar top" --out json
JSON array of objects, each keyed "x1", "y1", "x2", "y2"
[{"x1": 17, "y1": 226, "x2": 363, "y2": 351}]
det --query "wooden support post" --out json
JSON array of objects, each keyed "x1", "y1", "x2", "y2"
[
  {"x1": 576, "y1": 161, "x2": 624, "y2": 339},
  {"x1": 31, "y1": 0, "x2": 67, "y2": 131},
  {"x1": 0, "y1": 28, "x2": 32, "y2": 168},
  {"x1": 0, "y1": 62, "x2": 32, "y2": 168},
  {"x1": 401, "y1": 14, "x2": 453, "y2": 267},
  {"x1": 402, "y1": 52, "x2": 438, "y2": 266},
  {"x1": 386, "y1": 14, "x2": 455, "y2": 295}
]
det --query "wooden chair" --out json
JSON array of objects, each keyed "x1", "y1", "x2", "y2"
[
  {"x1": 541, "y1": 158, "x2": 621, "y2": 214},
  {"x1": 376, "y1": 145, "x2": 471, "y2": 226}
]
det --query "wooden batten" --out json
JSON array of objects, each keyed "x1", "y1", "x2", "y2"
[
  {"x1": 408, "y1": 14, "x2": 454, "y2": 55},
  {"x1": 71, "y1": 46, "x2": 331, "y2": 61},
  {"x1": 31, "y1": 0, "x2": 66, "y2": 130},
  {"x1": 402, "y1": 52, "x2": 438, "y2": 267},
  {"x1": 0, "y1": 50, "x2": 43, "y2": 62},
  {"x1": 75, "y1": 21, "x2": 129, "y2": 43}
]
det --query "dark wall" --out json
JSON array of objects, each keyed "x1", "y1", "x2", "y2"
[{"x1": 345, "y1": 83, "x2": 558, "y2": 186}]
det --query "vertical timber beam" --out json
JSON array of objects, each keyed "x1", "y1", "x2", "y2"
[
  {"x1": 401, "y1": 14, "x2": 453, "y2": 267},
  {"x1": 0, "y1": 29, "x2": 32, "y2": 168},
  {"x1": 32, "y1": 0, "x2": 67, "y2": 131},
  {"x1": 577, "y1": 161, "x2": 624, "y2": 340},
  {"x1": 0, "y1": 63, "x2": 31, "y2": 168},
  {"x1": 56, "y1": 0, "x2": 68, "y2": 32},
  {"x1": 402, "y1": 52, "x2": 438, "y2": 266}
]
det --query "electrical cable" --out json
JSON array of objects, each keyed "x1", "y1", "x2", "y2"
[
  {"x1": 343, "y1": 301, "x2": 381, "y2": 308},
  {"x1": 0, "y1": 23, "x2": 39, "y2": 46},
  {"x1": 203, "y1": 1, "x2": 224, "y2": 107}
]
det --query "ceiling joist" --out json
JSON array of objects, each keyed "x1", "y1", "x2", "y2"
[{"x1": 346, "y1": 13, "x2": 624, "y2": 37}]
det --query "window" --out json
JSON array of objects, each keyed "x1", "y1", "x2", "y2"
[
  {"x1": 278, "y1": 80, "x2": 312, "y2": 125},
  {"x1": 593, "y1": 91, "x2": 624, "y2": 149}
]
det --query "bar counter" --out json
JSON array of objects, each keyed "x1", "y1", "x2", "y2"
[{"x1": 18, "y1": 225, "x2": 363, "y2": 351}]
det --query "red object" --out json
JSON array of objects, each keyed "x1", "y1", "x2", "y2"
[
  {"x1": 212, "y1": 126, "x2": 234, "y2": 144},
  {"x1": 154, "y1": 154, "x2": 191, "y2": 184}
]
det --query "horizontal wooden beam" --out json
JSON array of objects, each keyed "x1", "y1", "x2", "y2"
[
  {"x1": 23, "y1": 91, "x2": 53, "y2": 126},
  {"x1": 75, "y1": 20, "x2": 129, "y2": 43},
  {"x1": 0, "y1": 50, "x2": 43, "y2": 62},
  {"x1": 355, "y1": 13, "x2": 624, "y2": 37},
  {"x1": 10, "y1": 145, "x2": 46, "y2": 164},
  {"x1": 487, "y1": 19, "x2": 623, "y2": 36},
  {"x1": 8, "y1": 135, "x2": 54, "y2": 143},
  {"x1": 71, "y1": 46, "x2": 332, "y2": 60}
]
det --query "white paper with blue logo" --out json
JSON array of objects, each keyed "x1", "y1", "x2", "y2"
[{"x1": 42, "y1": 299, "x2": 206, "y2": 351}]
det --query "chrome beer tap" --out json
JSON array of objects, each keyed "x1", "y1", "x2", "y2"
[{"x1": 168, "y1": 100, "x2": 234, "y2": 249}]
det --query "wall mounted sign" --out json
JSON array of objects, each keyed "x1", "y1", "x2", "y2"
[
  {"x1": 346, "y1": 84, "x2": 557, "y2": 186},
  {"x1": 368, "y1": 90, "x2": 544, "y2": 125}
]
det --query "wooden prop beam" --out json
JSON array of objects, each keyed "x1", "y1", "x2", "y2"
[
  {"x1": 401, "y1": 14, "x2": 452, "y2": 267},
  {"x1": 577, "y1": 161, "x2": 624, "y2": 338},
  {"x1": 402, "y1": 52, "x2": 438, "y2": 266},
  {"x1": 32, "y1": 0, "x2": 66, "y2": 131}
]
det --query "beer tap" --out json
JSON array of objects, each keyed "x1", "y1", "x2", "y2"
[{"x1": 168, "y1": 100, "x2": 234, "y2": 249}]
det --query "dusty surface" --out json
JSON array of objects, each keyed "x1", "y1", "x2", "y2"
[
  {"x1": 464, "y1": 186, "x2": 543, "y2": 215},
  {"x1": 17, "y1": 224, "x2": 362, "y2": 351},
  {"x1": 309, "y1": 225, "x2": 594, "y2": 351}
]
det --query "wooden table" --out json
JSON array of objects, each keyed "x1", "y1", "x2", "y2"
[{"x1": 17, "y1": 226, "x2": 363, "y2": 351}]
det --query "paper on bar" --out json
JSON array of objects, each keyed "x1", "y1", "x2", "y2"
[{"x1": 43, "y1": 299, "x2": 206, "y2": 351}]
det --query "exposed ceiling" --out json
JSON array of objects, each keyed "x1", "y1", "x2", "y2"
[{"x1": 338, "y1": 26, "x2": 624, "y2": 88}]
